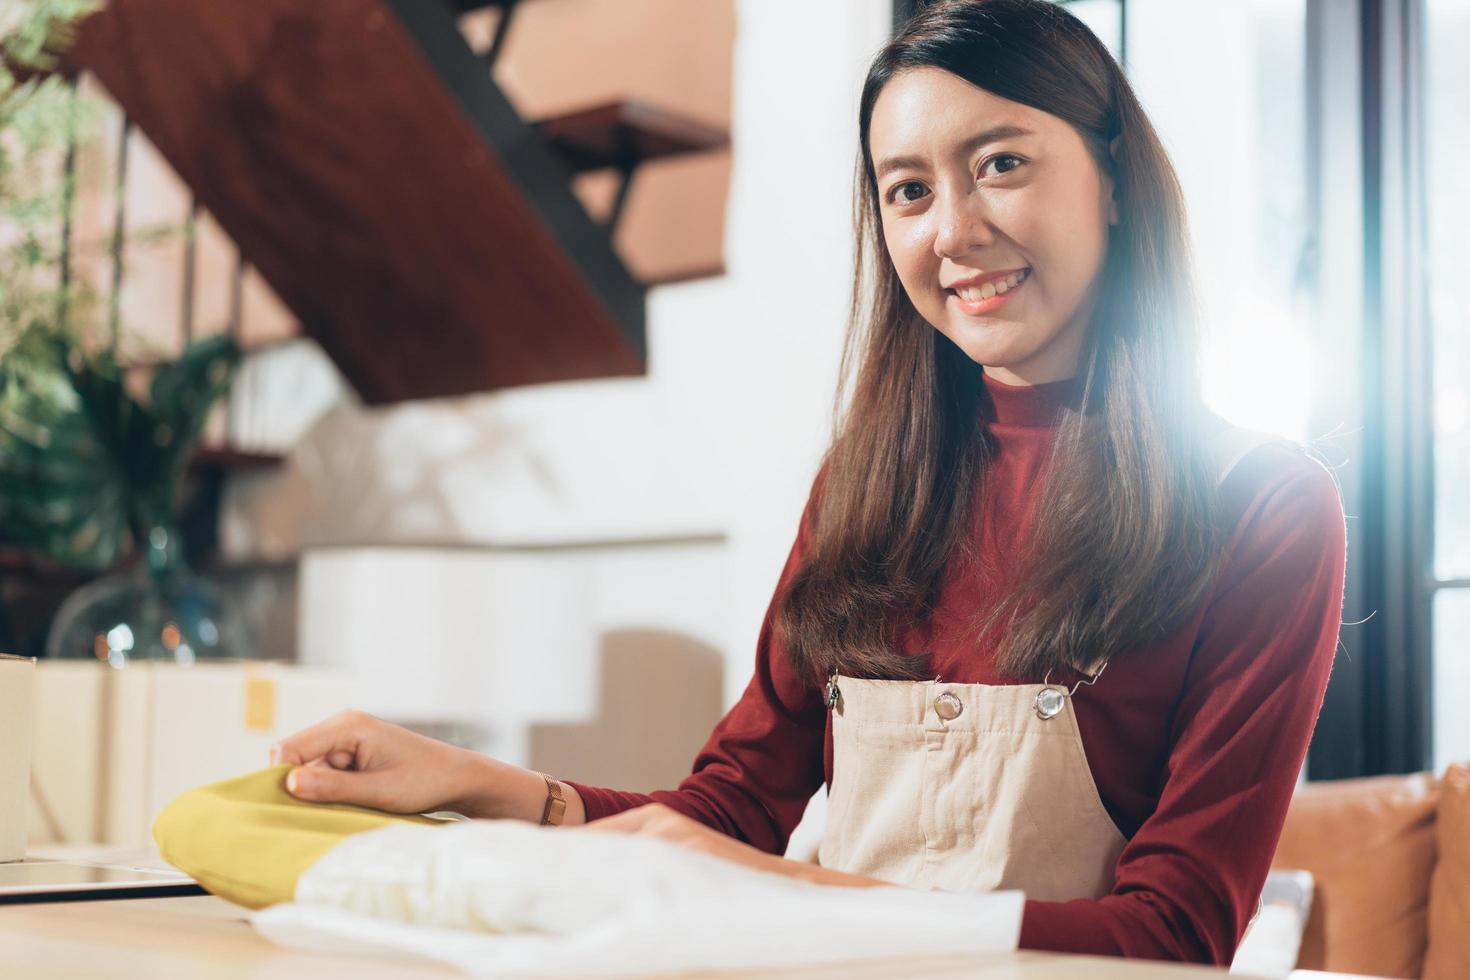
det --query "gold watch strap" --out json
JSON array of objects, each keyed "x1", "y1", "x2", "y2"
[{"x1": 539, "y1": 773, "x2": 566, "y2": 827}]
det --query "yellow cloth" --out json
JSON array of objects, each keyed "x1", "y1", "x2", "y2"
[{"x1": 152, "y1": 764, "x2": 447, "y2": 909}]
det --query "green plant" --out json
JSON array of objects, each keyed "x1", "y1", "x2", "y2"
[
  {"x1": 1, "y1": 335, "x2": 240, "y2": 570},
  {"x1": 1, "y1": 0, "x2": 100, "y2": 367},
  {"x1": 0, "y1": 0, "x2": 241, "y2": 571}
]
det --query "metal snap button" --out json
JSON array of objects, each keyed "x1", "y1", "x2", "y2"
[
  {"x1": 1034, "y1": 686, "x2": 1067, "y2": 720},
  {"x1": 934, "y1": 692, "x2": 963, "y2": 721}
]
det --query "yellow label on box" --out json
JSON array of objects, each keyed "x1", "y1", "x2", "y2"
[{"x1": 243, "y1": 674, "x2": 277, "y2": 732}]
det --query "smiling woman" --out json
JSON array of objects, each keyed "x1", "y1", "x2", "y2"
[
  {"x1": 270, "y1": 0, "x2": 1349, "y2": 970},
  {"x1": 870, "y1": 74, "x2": 1118, "y2": 385},
  {"x1": 782, "y1": 0, "x2": 1217, "y2": 689}
]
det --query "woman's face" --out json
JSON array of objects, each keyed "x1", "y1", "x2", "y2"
[{"x1": 867, "y1": 67, "x2": 1119, "y2": 385}]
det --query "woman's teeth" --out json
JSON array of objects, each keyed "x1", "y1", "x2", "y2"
[{"x1": 953, "y1": 268, "x2": 1029, "y2": 301}]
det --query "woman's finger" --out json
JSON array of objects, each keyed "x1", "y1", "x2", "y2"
[
  {"x1": 285, "y1": 763, "x2": 394, "y2": 809},
  {"x1": 270, "y1": 710, "x2": 367, "y2": 767}
]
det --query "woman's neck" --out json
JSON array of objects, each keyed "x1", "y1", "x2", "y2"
[{"x1": 979, "y1": 369, "x2": 1087, "y2": 428}]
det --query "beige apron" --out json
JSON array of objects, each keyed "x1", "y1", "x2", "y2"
[{"x1": 817, "y1": 421, "x2": 1293, "y2": 901}]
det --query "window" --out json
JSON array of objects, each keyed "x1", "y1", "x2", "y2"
[{"x1": 1426, "y1": 0, "x2": 1470, "y2": 770}]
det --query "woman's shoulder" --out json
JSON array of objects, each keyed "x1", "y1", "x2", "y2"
[
  {"x1": 1204, "y1": 416, "x2": 1299, "y2": 485},
  {"x1": 1202, "y1": 413, "x2": 1347, "y2": 577},
  {"x1": 1191, "y1": 416, "x2": 1349, "y2": 678},
  {"x1": 1203, "y1": 412, "x2": 1338, "y2": 493}
]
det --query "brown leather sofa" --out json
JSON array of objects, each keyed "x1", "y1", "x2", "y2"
[{"x1": 1270, "y1": 762, "x2": 1470, "y2": 978}]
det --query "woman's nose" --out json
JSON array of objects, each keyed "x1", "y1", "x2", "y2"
[{"x1": 932, "y1": 190, "x2": 996, "y2": 260}]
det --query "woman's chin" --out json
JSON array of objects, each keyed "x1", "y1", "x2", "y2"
[{"x1": 938, "y1": 319, "x2": 1033, "y2": 368}]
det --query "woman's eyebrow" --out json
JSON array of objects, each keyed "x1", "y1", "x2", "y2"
[{"x1": 874, "y1": 124, "x2": 1035, "y2": 180}]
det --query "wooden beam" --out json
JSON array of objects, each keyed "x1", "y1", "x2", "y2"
[{"x1": 72, "y1": 0, "x2": 646, "y2": 405}]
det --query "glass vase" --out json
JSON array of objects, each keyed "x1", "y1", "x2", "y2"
[{"x1": 45, "y1": 524, "x2": 243, "y2": 666}]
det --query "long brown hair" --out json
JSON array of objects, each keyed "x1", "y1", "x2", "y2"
[{"x1": 775, "y1": 0, "x2": 1224, "y2": 682}]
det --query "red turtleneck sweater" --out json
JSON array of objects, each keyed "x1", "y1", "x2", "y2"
[{"x1": 567, "y1": 372, "x2": 1348, "y2": 966}]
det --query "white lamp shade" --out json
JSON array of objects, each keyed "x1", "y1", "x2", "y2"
[{"x1": 297, "y1": 548, "x2": 599, "y2": 728}]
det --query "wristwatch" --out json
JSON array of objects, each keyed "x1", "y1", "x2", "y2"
[{"x1": 539, "y1": 772, "x2": 566, "y2": 827}]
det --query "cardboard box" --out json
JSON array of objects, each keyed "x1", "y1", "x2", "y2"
[
  {"x1": 28, "y1": 661, "x2": 352, "y2": 848},
  {"x1": 1, "y1": 653, "x2": 36, "y2": 862}
]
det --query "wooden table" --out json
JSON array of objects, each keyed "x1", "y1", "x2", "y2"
[{"x1": 0, "y1": 891, "x2": 1325, "y2": 979}]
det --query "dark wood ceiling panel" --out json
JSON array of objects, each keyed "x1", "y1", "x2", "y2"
[{"x1": 71, "y1": 0, "x2": 646, "y2": 405}]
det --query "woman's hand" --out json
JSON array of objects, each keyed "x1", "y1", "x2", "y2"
[
  {"x1": 582, "y1": 803, "x2": 886, "y2": 888},
  {"x1": 270, "y1": 709, "x2": 584, "y2": 823}
]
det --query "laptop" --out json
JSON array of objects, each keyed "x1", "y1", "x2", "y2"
[{"x1": 0, "y1": 857, "x2": 204, "y2": 904}]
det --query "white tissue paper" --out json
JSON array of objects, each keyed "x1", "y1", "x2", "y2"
[{"x1": 252, "y1": 820, "x2": 1023, "y2": 977}]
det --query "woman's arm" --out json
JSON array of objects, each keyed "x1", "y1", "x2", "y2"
[
  {"x1": 270, "y1": 709, "x2": 588, "y2": 821},
  {"x1": 580, "y1": 801, "x2": 888, "y2": 887},
  {"x1": 273, "y1": 483, "x2": 827, "y2": 839},
  {"x1": 1021, "y1": 453, "x2": 1348, "y2": 964}
]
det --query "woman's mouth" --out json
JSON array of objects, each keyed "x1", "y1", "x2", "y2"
[{"x1": 945, "y1": 267, "x2": 1030, "y2": 316}]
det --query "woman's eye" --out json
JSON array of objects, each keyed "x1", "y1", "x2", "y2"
[
  {"x1": 980, "y1": 153, "x2": 1025, "y2": 178},
  {"x1": 884, "y1": 158, "x2": 1020, "y2": 206},
  {"x1": 888, "y1": 181, "x2": 928, "y2": 206}
]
